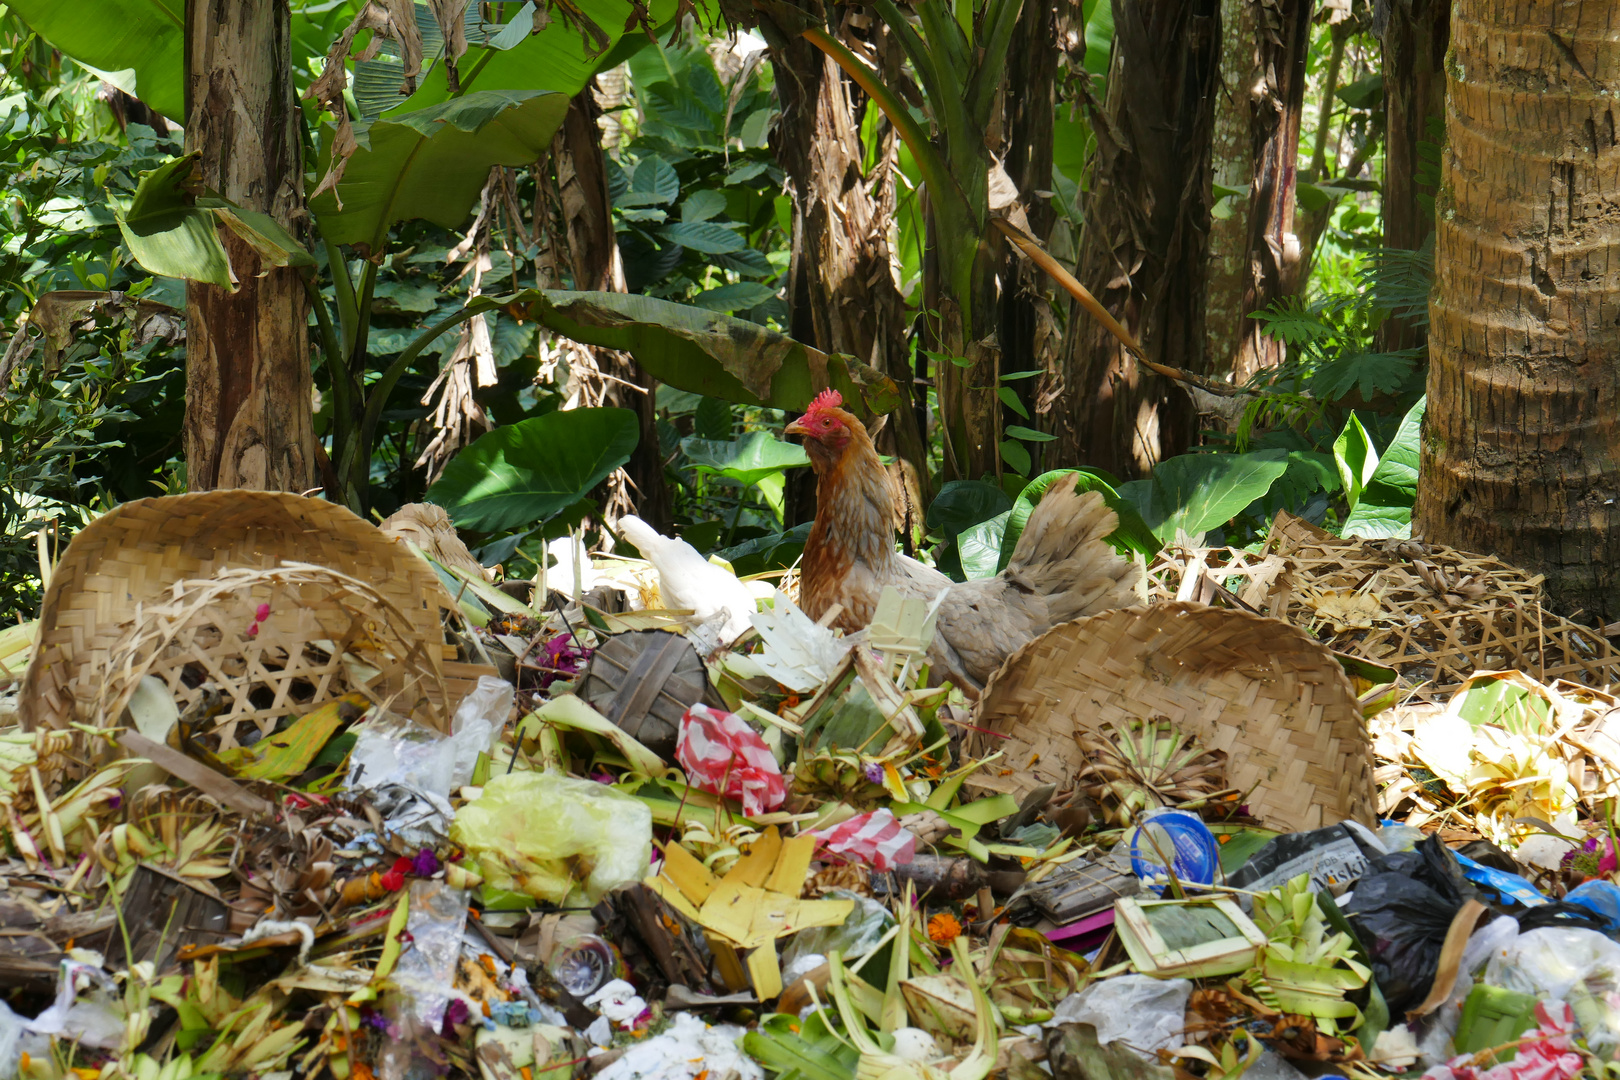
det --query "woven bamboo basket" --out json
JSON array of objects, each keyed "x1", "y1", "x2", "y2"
[
  {"x1": 20, "y1": 491, "x2": 490, "y2": 743},
  {"x1": 964, "y1": 602, "x2": 1376, "y2": 832}
]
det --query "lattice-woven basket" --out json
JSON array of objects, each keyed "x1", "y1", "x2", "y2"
[
  {"x1": 964, "y1": 602, "x2": 1376, "y2": 833},
  {"x1": 21, "y1": 491, "x2": 480, "y2": 740}
]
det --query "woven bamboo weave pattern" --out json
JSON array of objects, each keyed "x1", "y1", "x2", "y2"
[
  {"x1": 966, "y1": 603, "x2": 1375, "y2": 832},
  {"x1": 1147, "y1": 512, "x2": 1620, "y2": 696},
  {"x1": 21, "y1": 491, "x2": 464, "y2": 736}
]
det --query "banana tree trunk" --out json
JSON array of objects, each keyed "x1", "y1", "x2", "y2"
[
  {"x1": 769, "y1": 27, "x2": 929, "y2": 519},
  {"x1": 1378, "y1": 0, "x2": 1449, "y2": 353},
  {"x1": 998, "y1": 0, "x2": 1063, "y2": 472},
  {"x1": 1204, "y1": 0, "x2": 1257, "y2": 381},
  {"x1": 1053, "y1": 0, "x2": 1221, "y2": 478},
  {"x1": 1415, "y1": 0, "x2": 1620, "y2": 620},
  {"x1": 551, "y1": 88, "x2": 672, "y2": 533},
  {"x1": 1234, "y1": 0, "x2": 1312, "y2": 375},
  {"x1": 183, "y1": 0, "x2": 316, "y2": 492}
]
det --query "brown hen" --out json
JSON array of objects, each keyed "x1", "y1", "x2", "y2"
[{"x1": 785, "y1": 390, "x2": 1142, "y2": 697}]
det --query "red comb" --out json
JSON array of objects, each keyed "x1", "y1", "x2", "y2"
[{"x1": 805, "y1": 388, "x2": 843, "y2": 416}]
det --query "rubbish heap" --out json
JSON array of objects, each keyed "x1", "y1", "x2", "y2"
[{"x1": 3, "y1": 491, "x2": 1620, "y2": 1079}]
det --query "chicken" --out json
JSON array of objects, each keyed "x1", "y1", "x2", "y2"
[
  {"x1": 618, "y1": 514, "x2": 758, "y2": 644},
  {"x1": 784, "y1": 389, "x2": 1141, "y2": 696}
]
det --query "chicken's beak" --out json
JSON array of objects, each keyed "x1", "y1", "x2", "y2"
[{"x1": 783, "y1": 417, "x2": 811, "y2": 439}]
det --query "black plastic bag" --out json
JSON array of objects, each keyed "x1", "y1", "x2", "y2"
[{"x1": 1343, "y1": 835, "x2": 1477, "y2": 1016}]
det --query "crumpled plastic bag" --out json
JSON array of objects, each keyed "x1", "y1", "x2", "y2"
[
  {"x1": 808, "y1": 808, "x2": 916, "y2": 871},
  {"x1": 594, "y1": 1011, "x2": 763, "y2": 1080},
  {"x1": 26, "y1": 960, "x2": 126, "y2": 1051},
  {"x1": 1050, "y1": 974, "x2": 1191, "y2": 1061},
  {"x1": 1484, "y1": 927, "x2": 1620, "y2": 1058},
  {"x1": 676, "y1": 704, "x2": 784, "y2": 816},
  {"x1": 450, "y1": 771, "x2": 651, "y2": 903},
  {"x1": 782, "y1": 889, "x2": 894, "y2": 971},
  {"x1": 1345, "y1": 835, "x2": 1477, "y2": 1016},
  {"x1": 347, "y1": 677, "x2": 514, "y2": 800}
]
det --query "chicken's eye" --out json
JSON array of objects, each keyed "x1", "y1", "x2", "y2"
[{"x1": 821, "y1": 417, "x2": 833, "y2": 427}]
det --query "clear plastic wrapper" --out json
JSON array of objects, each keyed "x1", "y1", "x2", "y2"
[
  {"x1": 782, "y1": 889, "x2": 894, "y2": 970},
  {"x1": 449, "y1": 771, "x2": 652, "y2": 903},
  {"x1": 1484, "y1": 927, "x2": 1620, "y2": 1058},
  {"x1": 1050, "y1": 974, "x2": 1192, "y2": 1061}
]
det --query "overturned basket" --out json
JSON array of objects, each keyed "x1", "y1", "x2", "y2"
[
  {"x1": 21, "y1": 491, "x2": 493, "y2": 744},
  {"x1": 964, "y1": 602, "x2": 1375, "y2": 833}
]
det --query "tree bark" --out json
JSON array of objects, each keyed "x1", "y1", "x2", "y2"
[
  {"x1": 1378, "y1": 0, "x2": 1449, "y2": 353},
  {"x1": 1205, "y1": 0, "x2": 1258, "y2": 380},
  {"x1": 1415, "y1": 0, "x2": 1620, "y2": 621},
  {"x1": 998, "y1": 0, "x2": 1064, "y2": 475},
  {"x1": 1234, "y1": 0, "x2": 1313, "y2": 376},
  {"x1": 551, "y1": 88, "x2": 672, "y2": 533},
  {"x1": 1053, "y1": 0, "x2": 1221, "y2": 478},
  {"x1": 183, "y1": 0, "x2": 315, "y2": 493},
  {"x1": 769, "y1": 25, "x2": 927, "y2": 520}
]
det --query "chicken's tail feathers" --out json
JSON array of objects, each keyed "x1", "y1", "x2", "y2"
[{"x1": 1006, "y1": 474, "x2": 1143, "y2": 623}]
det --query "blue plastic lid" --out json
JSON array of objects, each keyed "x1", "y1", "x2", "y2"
[{"x1": 1129, "y1": 808, "x2": 1219, "y2": 887}]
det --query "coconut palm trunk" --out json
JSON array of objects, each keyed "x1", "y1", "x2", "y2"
[{"x1": 1415, "y1": 0, "x2": 1620, "y2": 620}]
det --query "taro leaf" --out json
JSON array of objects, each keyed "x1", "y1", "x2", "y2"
[
  {"x1": 477, "y1": 290, "x2": 900, "y2": 415},
  {"x1": 997, "y1": 469, "x2": 1160, "y2": 570},
  {"x1": 1341, "y1": 396, "x2": 1425, "y2": 540},
  {"x1": 6, "y1": 0, "x2": 186, "y2": 120},
  {"x1": 693, "y1": 282, "x2": 776, "y2": 313},
  {"x1": 313, "y1": 90, "x2": 568, "y2": 249},
  {"x1": 1333, "y1": 412, "x2": 1379, "y2": 511},
  {"x1": 692, "y1": 395, "x2": 732, "y2": 440},
  {"x1": 426, "y1": 406, "x2": 638, "y2": 532},
  {"x1": 926, "y1": 481, "x2": 1012, "y2": 537},
  {"x1": 681, "y1": 431, "x2": 808, "y2": 487},
  {"x1": 1119, "y1": 450, "x2": 1291, "y2": 544},
  {"x1": 959, "y1": 511, "x2": 1010, "y2": 579}
]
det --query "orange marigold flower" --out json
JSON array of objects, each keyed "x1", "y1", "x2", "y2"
[{"x1": 927, "y1": 912, "x2": 962, "y2": 944}]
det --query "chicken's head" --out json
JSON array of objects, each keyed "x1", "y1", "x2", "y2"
[{"x1": 784, "y1": 388, "x2": 865, "y2": 470}]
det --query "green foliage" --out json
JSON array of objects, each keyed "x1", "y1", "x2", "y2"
[
  {"x1": 425, "y1": 407, "x2": 639, "y2": 533},
  {"x1": 1118, "y1": 451, "x2": 1292, "y2": 545},
  {"x1": 1340, "y1": 396, "x2": 1425, "y2": 539},
  {"x1": 998, "y1": 469, "x2": 1160, "y2": 567}
]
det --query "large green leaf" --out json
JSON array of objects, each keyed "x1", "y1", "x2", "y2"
[
  {"x1": 681, "y1": 431, "x2": 808, "y2": 487},
  {"x1": 1119, "y1": 451, "x2": 1291, "y2": 544},
  {"x1": 426, "y1": 407, "x2": 639, "y2": 532},
  {"x1": 1333, "y1": 412, "x2": 1379, "y2": 510},
  {"x1": 117, "y1": 153, "x2": 314, "y2": 289},
  {"x1": 1341, "y1": 396, "x2": 1425, "y2": 540},
  {"x1": 8, "y1": 0, "x2": 185, "y2": 121},
  {"x1": 484, "y1": 290, "x2": 901, "y2": 416},
  {"x1": 960, "y1": 511, "x2": 1011, "y2": 579},
  {"x1": 997, "y1": 469, "x2": 1161, "y2": 569},
  {"x1": 314, "y1": 90, "x2": 569, "y2": 249},
  {"x1": 927, "y1": 480, "x2": 1012, "y2": 537}
]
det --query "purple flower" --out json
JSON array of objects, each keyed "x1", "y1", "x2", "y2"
[
  {"x1": 539, "y1": 634, "x2": 592, "y2": 688},
  {"x1": 440, "y1": 997, "x2": 471, "y2": 1035},
  {"x1": 412, "y1": 848, "x2": 441, "y2": 877},
  {"x1": 863, "y1": 763, "x2": 884, "y2": 784}
]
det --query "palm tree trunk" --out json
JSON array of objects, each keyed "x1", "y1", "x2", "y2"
[
  {"x1": 1234, "y1": 0, "x2": 1313, "y2": 376},
  {"x1": 183, "y1": 0, "x2": 315, "y2": 492},
  {"x1": 1053, "y1": 0, "x2": 1221, "y2": 478},
  {"x1": 1378, "y1": 0, "x2": 1449, "y2": 353},
  {"x1": 1415, "y1": 0, "x2": 1620, "y2": 620}
]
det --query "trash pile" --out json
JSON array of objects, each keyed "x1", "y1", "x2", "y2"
[{"x1": 4, "y1": 491, "x2": 1620, "y2": 1080}]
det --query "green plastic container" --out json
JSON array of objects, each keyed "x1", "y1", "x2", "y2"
[{"x1": 1456, "y1": 984, "x2": 1539, "y2": 1064}]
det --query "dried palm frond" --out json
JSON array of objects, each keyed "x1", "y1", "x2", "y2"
[{"x1": 1075, "y1": 717, "x2": 1229, "y2": 827}]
